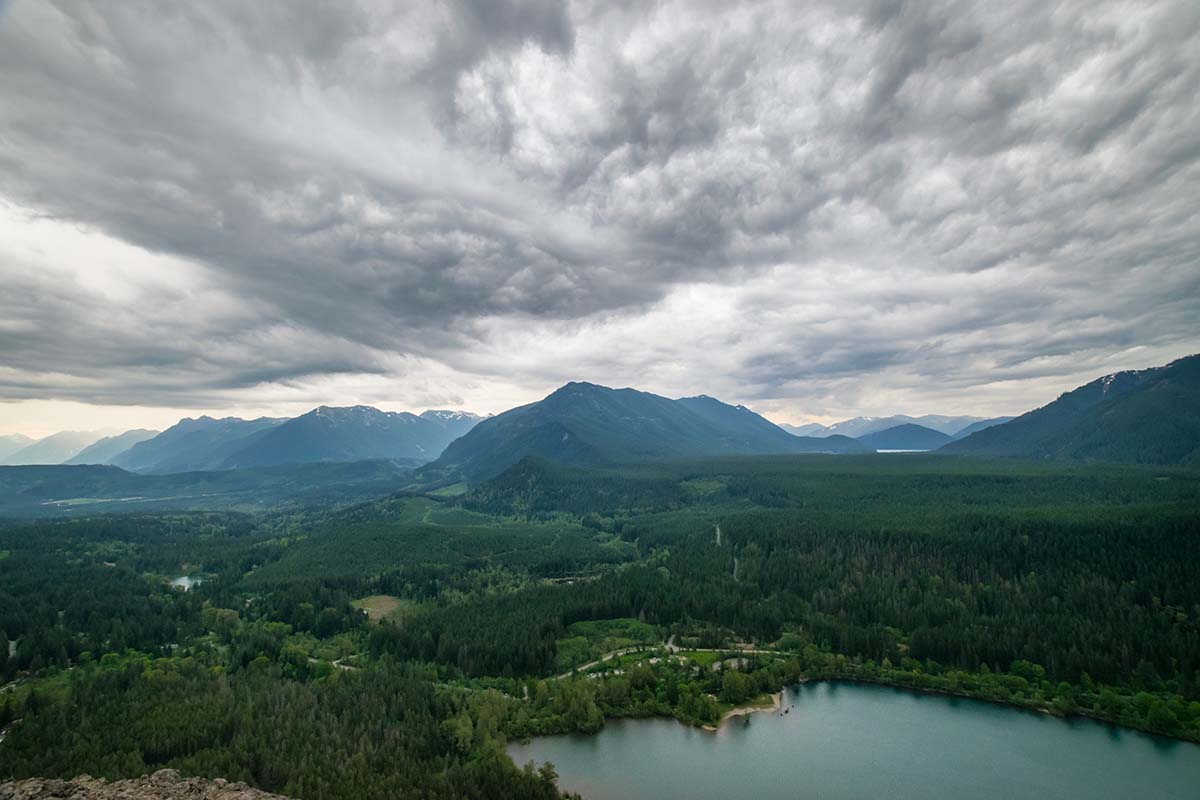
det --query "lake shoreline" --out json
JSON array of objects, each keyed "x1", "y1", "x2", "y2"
[
  {"x1": 507, "y1": 681, "x2": 1200, "y2": 800},
  {"x1": 701, "y1": 691, "x2": 782, "y2": 731},
  {"x1": 585, "y1": 672, "x2": 1197, "y2": 745},
  {"x1": 794, "y1": 675, "x2": 1150, "y2": 737},
  {"x1": 545, "y1": 646, "x2": 1196, "y2": 744}
]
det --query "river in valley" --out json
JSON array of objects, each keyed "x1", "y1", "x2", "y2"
[{"x1": 507, "y1": 682, "x2": 1200, "y2": 799}]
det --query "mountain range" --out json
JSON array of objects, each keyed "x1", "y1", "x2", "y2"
[
  {"x1": 111, "y1": 416, "x2": 287, "y2": 473},
  {"x1": 949, "y1": 417, "x2": 1016, "y2": 440},
  {"x1": 0, "y1": 431, "x2": 107, "y2": 465},
  {"x1": 0, "y1": 433, "x2": 35, "y2": 461},
  {"x1": 943, "y1": 354, "x2": 1200, "y2": 465},
  {"x1": 64, "y1": 429, "x2": 159, "y2": 465},
  {"x1": 3, "y1": 353, "x2": 1197, "y2": 478},
  {"x1": 422, "y1": 382, "x2": 869, "y2": 483},
  {"x1": 781, "y1": 414, "x2": 1011, "y2": 439},
  {"x1": 220, "y1": 407, "x2": 482, "y2": 469},
  {"x1": 107, "y1": 408, "x2": 484, "y2": 473}
]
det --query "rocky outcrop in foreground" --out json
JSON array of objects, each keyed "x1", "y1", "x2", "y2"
[{"x1": 0, "y1": 770, "x2": 294, "y2": 800}]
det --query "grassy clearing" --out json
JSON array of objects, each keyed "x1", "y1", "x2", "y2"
[
  {"x1": 424, "y1": 505, "x2": 496, "y2": 526},
  {"x1": 428, "y1": 482, "x2": 468, "y2": 497},
  {"x1": 681, "y1": 477, "x2": 726, "y2": 497},
  {"x1": 352, "y1": 595, "x2": 409, "y2": 622},
  {"x1": 681, "y1": 650, "x2": 723, "y2": 669}
]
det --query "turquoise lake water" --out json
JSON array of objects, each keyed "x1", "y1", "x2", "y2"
[{"x1": 507, "y1": 682, "x2": 1200, "y2": 799}]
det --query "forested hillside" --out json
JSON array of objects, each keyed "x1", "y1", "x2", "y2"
[
  {"x1": 1, "y1": 454, "x2": 1198, "y2": 799},
  {"x1": 424, "y1": 382, "x2": 866, "y2": 483},
  {"x1": 856, "y1": 423, "x2": 951, "y2": 450},
  {"x1": 63, "y1": 430, "x2": 159, "y2": 465},
  {"x1": 944, "y1": 354, "x2": 1200, "y2": 464},
  {"x1": 0, "y1": 461, "x2": 413, "y2": 517},
  {"x1": 221, "y1": 407, "x2": 480, "y2": 469},
  {"x1": 112, "y1": 417, "x2": 286, "y2": 474}
]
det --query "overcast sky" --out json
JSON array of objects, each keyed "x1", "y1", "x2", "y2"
[{"x1": 2, "y1": 0, "x2": 1198, "y2": 437}]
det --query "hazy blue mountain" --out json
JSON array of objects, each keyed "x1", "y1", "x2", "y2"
[
  {"x1": 420, "y1": 409, "x2": 486, "y2": 440},
  {"x1": 63, "y1": 429, "x2": 159, "y2": 464},
  {"x1": 221, "y1": 406, "x2": 481, "y2": 468},
  {"x1": 942, "y1": 354, "x2": 1200, "y2": 465},
  {"x1": 779, "y1": 422, "x2": 827, "y2": 437},
  {"x1": 950, "y1": 416, "x2": 1015, "y2": 440},
  {"x1": 821, "y1": 414, "x2": 987, "y2": 438},
  {"x1": 0, "y1": 434, "x2": 34, "y2": 462},
  {"x1": 0, "y1": 460, "x2": 412, "y2": 517},
  {"x1": 424, "y1": 382, "x2": 869, "y2": 482},
  {"x1": 111, "y1": 416, "x2": 286, "y2": 473},
  {"x1": 857, "y1": 423, "x2": 953, "y2": 451},
  {"x1": 674, "y1": 395, "x2": 838, "y2": 451},
  {"x1": 0, "y1": 431, "x2": 105, "y2": 465}
]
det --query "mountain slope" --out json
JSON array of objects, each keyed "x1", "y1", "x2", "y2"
[
  {"x1": 858, "y1": 423, "x2": 953, "y2": 451},
  {"x1": 220, "y1": 406, "x2": 479, "y2": 468},
  {"x1": 675, "y1": 395, "x2": 834, "y2": 452},
  {"x1": 821, "y1": 414, "x2": 987, "y2": 438},
  {"x1": 111, "y1": 416, "x2": 285, "y2": 473},
  {"x1": 0, "y1": 434, "x2": 34, "y2": 461},
  {"x1": 942, "y1": 354, "x2": 1200, "y2": 464},
  {"x1": 779, "y1": 422, "x2": 827, "y2": 437},
  {"x1": 64, "y1": 429, "x2": 159, "y2": 464},
  {"x1": 950, "y1": 416, "x2": 1015, "y2": 440},
  {"x1": 0, "y1": 431, "x2": 104, "y2": 465},
  {"x1": 420, "y1": 409, "x2": 486, "y2": 440},
  {"x1": 424, "y1": 382, "x2": 868, "y2": 482}
]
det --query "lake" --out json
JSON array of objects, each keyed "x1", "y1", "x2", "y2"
[{"x1": 507, "y1": 682, "x2": 1200, "y2": 800}]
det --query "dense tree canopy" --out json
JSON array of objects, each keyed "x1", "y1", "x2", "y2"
[{"x1": 2, "y1": 454, "x2": 1198, "y2": 797}]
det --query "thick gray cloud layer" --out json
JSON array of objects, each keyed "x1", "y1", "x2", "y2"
[{"x1": 1, "y1": 0, "x2": 1198, "y2": 426}]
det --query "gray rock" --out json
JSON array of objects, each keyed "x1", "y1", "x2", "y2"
[{"x1": 0, "y1": 770, "x2": 294, "y2": 800}]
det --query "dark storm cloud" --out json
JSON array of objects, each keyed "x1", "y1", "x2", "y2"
[{"x1": 0, "y1": 0, "x2": 1197, "y2": 416}]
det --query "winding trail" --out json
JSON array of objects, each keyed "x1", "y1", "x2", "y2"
[
  {"x1": 553, "y1": 637, "x2": 776, "y2": 681},
  {"x1": 553, "y1": 646, "x2": 654, "y2": 680}
]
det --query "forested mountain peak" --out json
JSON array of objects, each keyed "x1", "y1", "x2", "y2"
[
  {"x1": 942, "y1": 353, "x2": 1200, "y2": 464},
  {"x1": 110, "y1": 416, "x2": 287, "y2": 473},
  {"x1": 218, "y1": 405, "x2": 477, "y2": 470},
  {"x1": 422, "y1": 382, "x2": 868, "y2": 483},
  {"x1": 857, "y1": 423, "x2": 953, "y2": 451},
  {"x1": 64, "y1": 405, "x2": 486, "y2": 475}
]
